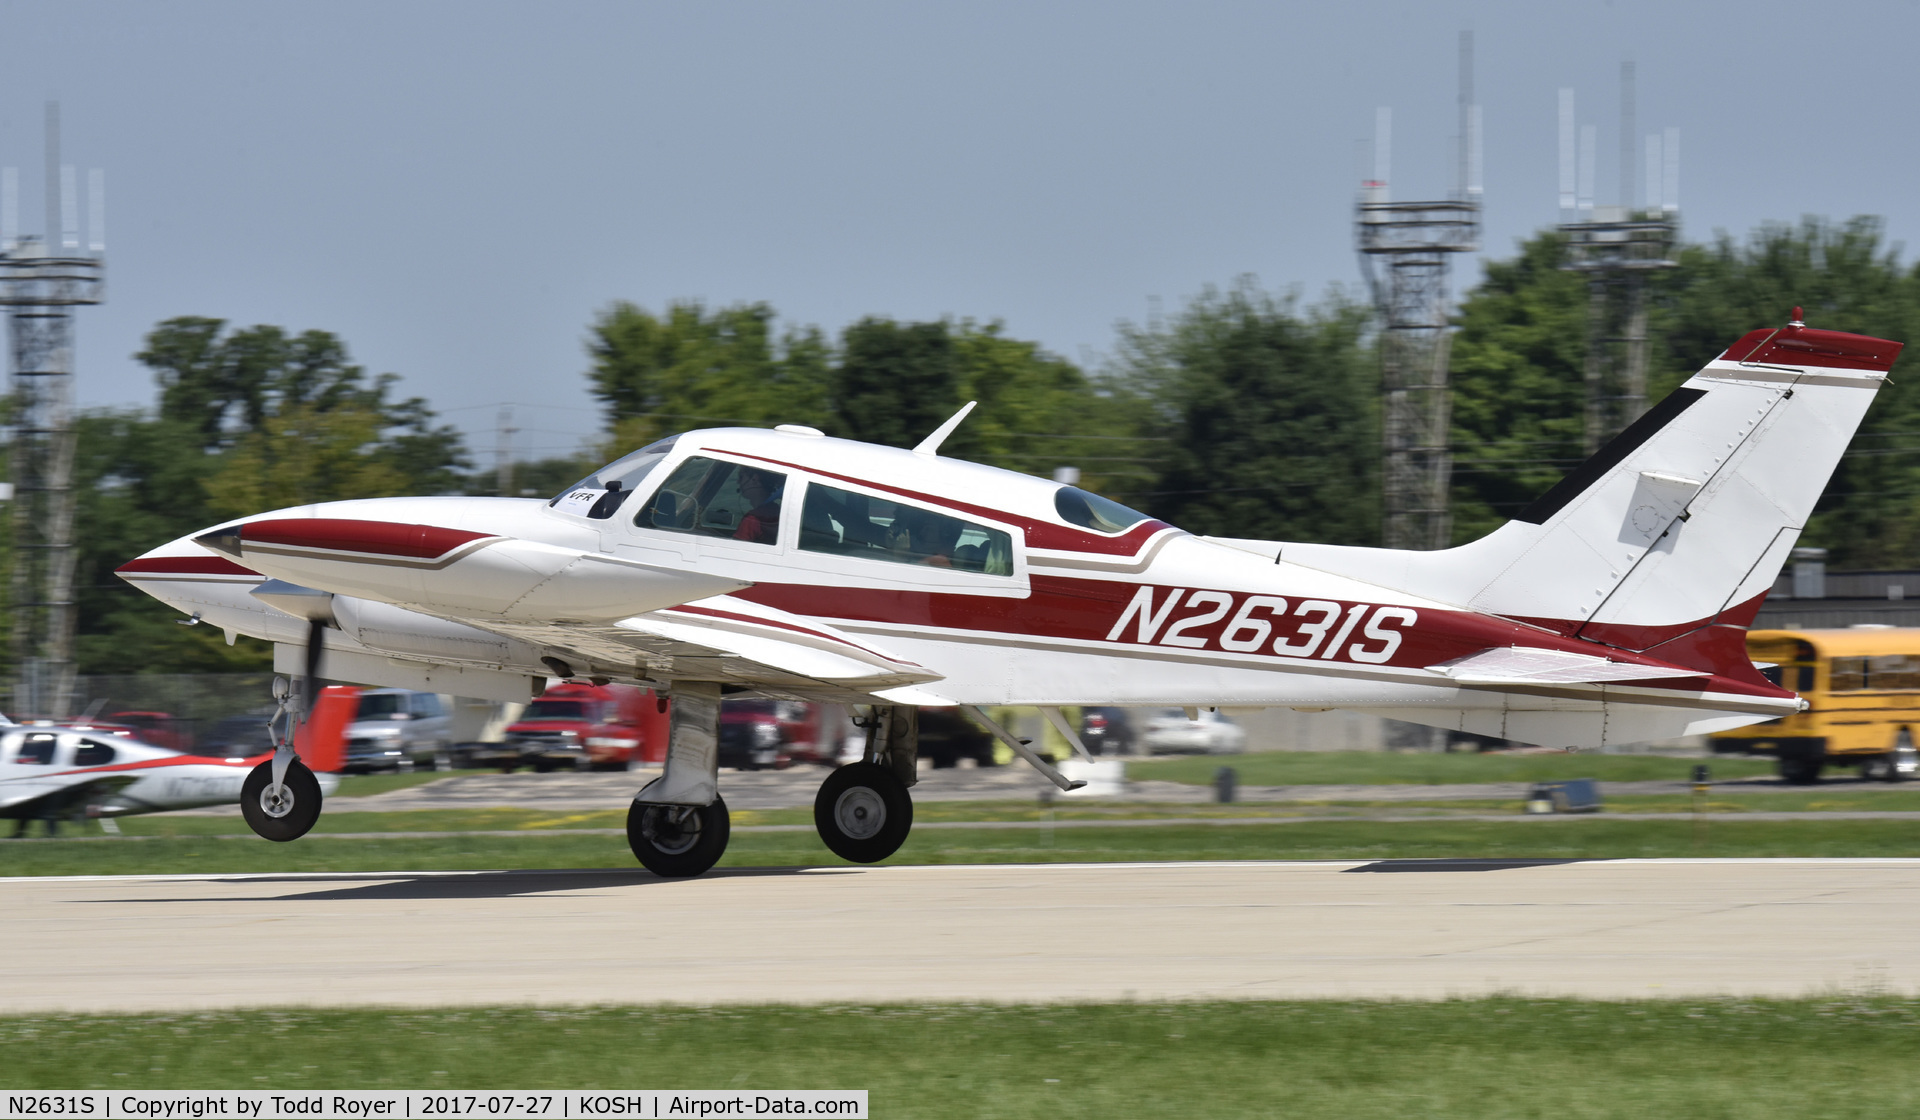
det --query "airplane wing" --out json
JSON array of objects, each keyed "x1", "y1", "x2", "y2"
[
  {"x1": 481, "y1": 595, "x2": 944, "y2": 702},
  {"x1": 1430, "y1": 646, "x2": 1708, "y2": 685}
]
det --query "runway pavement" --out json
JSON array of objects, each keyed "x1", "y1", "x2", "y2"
[{"x1": 5, "y1": 859, "x2": 1915, "y2": 1011}]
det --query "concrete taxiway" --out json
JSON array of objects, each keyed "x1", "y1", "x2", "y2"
[{"x1": 4, "y1": 859, "x2": 1915, "y2": 1011}]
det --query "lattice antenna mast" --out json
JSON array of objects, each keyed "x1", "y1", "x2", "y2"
[
  {"x1": 1557, "y1": 65, "x2": 1678, "y2": 455},
  {"x1": 2, "y1": 102, "x2": 104, "y2": 718},
  {"x1": 1356, "y1": 31, "x2": 1480, "y2": 552}
]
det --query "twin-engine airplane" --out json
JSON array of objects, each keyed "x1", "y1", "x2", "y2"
[{"x1": 120, "y1": 313, "x2": 1899, "y2": 876}]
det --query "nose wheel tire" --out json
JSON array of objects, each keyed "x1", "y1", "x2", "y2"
[
  {"x1": 628, "y1": 795, "x2": 731, "y2": 878},
  {"x1": 240, "y1": 759, "x2": 323, "y2": 842},
  {"x1": 814, "y1": 762, "x2": 913, "y2": 864}
]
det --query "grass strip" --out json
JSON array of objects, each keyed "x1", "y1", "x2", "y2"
[
  {"x1": 3, "y1": 999, "x2": 1918, "y2": 1117},
  {"x1": 1130, "y1": 750, "x2": 1777, "y2": 786},
  {"x1": 7, "y1": 817, "x2": 1920, "y2": 876}
]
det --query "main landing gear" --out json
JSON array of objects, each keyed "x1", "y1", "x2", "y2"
[{"x1": 629, "y1": 695, "x2": 925, "y2": 876}]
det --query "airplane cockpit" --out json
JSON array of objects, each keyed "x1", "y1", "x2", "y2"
[{"x1": 548, "y1": 435, "x2": 681, "y2": 520}]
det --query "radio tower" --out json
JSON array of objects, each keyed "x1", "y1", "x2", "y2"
[
  {"x1": 1557, "y1": 65, "x2": 1678, "y2": 453},
  {"x1": 1357, "y1": 32, "x2": 1481, "y2": 550},
  {"x1": 2, "y1": 103, "x2": 105, "y2": 718}
]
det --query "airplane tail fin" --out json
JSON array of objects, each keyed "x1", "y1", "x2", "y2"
[
  {"x1": 294, "y1": 685, "x2": 359, "y2": 774},
  {"x1": 1281, "y1": 315, "x2": 1901, "y2": 680}
]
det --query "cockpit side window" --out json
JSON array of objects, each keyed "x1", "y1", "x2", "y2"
[
  {"x1": 635, "y1": 456, "x2": 787, "y2": 545},
  {"x1": 800, "y1": 482, "x2": 1013, "y2": 575},
  {"x1": 1054, "y1": 486, "x2": 1151, "y2": 534},
  {"x1": 74, "y1": 740, "x2": 117, "y2": 766},
  {"x1": 15, "y1": 733, "x2": 56, "y2": 765},
  {"x1": 550, "y1": 436, "x2": 680, "y2": 519}
]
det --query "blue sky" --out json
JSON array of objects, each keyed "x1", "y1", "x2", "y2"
[{"x1": 1, "y1": 0, "x2": 1915, "y2": 464}]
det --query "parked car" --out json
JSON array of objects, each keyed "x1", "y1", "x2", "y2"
[
  {"x1": 1139, "y1": 707, "x2": 1246, "y2": 754},
  {"x1": 343, "y1": 689, "x2": 453, "y2": 772},
  {"x1": 718, "y1": 700, "x2": 804, "y2": 770},
  {"x1": 480, "y1": 682, "x2": 662, "y2": 772},
  {"x1": 1079, "y1": 707, "x2": 1137, "y2": 756},
  {"x1": 196, "y1": 710, "x2": 278, "y2": 758},
  {"x1": 100, "y1": 710, "x2": 196, "y2": 752}
]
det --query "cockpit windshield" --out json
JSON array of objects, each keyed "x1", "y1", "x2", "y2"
[
  {"x1": 1053, "y1": 486, "x2": 1151, "y2": 534},
  {"x1": 550, "y1": 436, "x2": 680, "y2": 520}
]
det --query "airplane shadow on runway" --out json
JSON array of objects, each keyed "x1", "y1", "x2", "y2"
[
  {"x1": 95, "y1": 865, "x2": 860, "y2": 903},
  {"x1": 1344, "y1": 858, "x2": 1591, "y2": 873}
]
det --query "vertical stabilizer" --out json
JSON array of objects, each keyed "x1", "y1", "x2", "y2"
[{"x1": 1279, "y1": 317, "x2": 1900, "y2": 679}]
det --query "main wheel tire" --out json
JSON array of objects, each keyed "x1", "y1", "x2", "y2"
[
  {"x1": 627, "y1": 795, "x2": 731, "y2": 878},
  {"x1": 814, "y1": 762, "x2": 913, "y2": 864},
  {"x1": 240, "y1": 759, "x2": 323, "y2": 842}
]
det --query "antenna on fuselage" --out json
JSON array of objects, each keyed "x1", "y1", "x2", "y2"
[{"x1": 912, "y1": 400, "x2": 977, "y2": 456}]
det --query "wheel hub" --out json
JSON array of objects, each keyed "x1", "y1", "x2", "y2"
[
  {"x1": 833, "y1": 786, "x2": 887, "y2": 840},
  {"x1": 257, "y1": 782, "x2": 295, "y2": 819},
  {"x1": 639, "y1": 805, "x2": 702, "y2": 855}
]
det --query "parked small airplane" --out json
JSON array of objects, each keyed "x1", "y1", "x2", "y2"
[
  {"x1": 0, "y1": 691, "x2": 351, "y2": 836},
  {"x1": 119, "y1": 313, "x2": 1898, "y2": 875}
]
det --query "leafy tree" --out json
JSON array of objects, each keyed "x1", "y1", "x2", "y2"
[
  {"x1": 1450, "y1": 217, "x2": 1920, "y2": 565},
  {"x1": 49, "y1": 319, "x2": 470, "y2": 674},
  {"x1": 585, "y1": 300, "x2": 1151, "y2": 492},
  {"x1": 587, "y1": 301, "x2": 832, "y2": 451},
  {"x1": 1112, "y1": 282, "x2": 1378, "y2": 544}
]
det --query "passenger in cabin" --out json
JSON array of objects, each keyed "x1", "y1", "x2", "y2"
[
  {"x1": 890, "y1": 510, "x2": 962, "y2": 567},
  {"x1": 733, "y1": 468, "x2": 784, "y2": 544}
]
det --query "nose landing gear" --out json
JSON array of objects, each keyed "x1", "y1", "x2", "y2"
[{"x1": 241, "y1": 758, "x2": 322, "y2": 842}]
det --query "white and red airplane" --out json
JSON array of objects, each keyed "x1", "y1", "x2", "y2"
[
  {"x1": 0, "y1": 694, "x2": 350, "y2": 836},
  {"x1": 118, "y1": 313, "x2": 1897, "y2": 876}
]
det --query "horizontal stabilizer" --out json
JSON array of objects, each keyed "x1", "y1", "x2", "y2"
[{"x1": 1431, "y1": 646, "x2": 1706, "y2": 685}]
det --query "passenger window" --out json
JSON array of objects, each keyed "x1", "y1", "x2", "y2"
[
  {"x1": 413, "y1": 693, "x2": 443, "y2": 718},
  {"x1": 635, "y1": 457, "x2": 786, "y2": 545},
  {"x1": 15, "y1": 734, "x2": 56, "y2": 765},
  {"x1": 1829, "y1": 657, "x2": 1867, "y2": 691},
  {"x1": 74, "y1": 740, "x2": 117, "y2": 766},
  {"x1": 800, "y1": 482, "x2": 1013, "y2": 575}
]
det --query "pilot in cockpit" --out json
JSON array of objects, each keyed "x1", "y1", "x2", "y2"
[{"x1": 733, "y1": 468, "x2": 784, "y2": 544}]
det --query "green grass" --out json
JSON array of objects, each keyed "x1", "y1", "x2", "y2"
[
  {"x1": 1131, "y1": 750, "x2": 1778, "y2": 786},
  {"x1": 76, "y1": 785, "x2": 1920, "y2": 841},
  {"x1": 7, "y1": 816, "x2": 1920, "y2": 877},
  {"x1": 4, "y1": 1000, "x2": 1918, "y2": 1117},
  {"x1": 331, "y1": 771, "x2": 468, "y2": 797}
]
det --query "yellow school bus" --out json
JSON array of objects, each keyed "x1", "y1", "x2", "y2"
[{"x1": 1710, "y1": 627, "x2": 1920, "y2": 783}]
